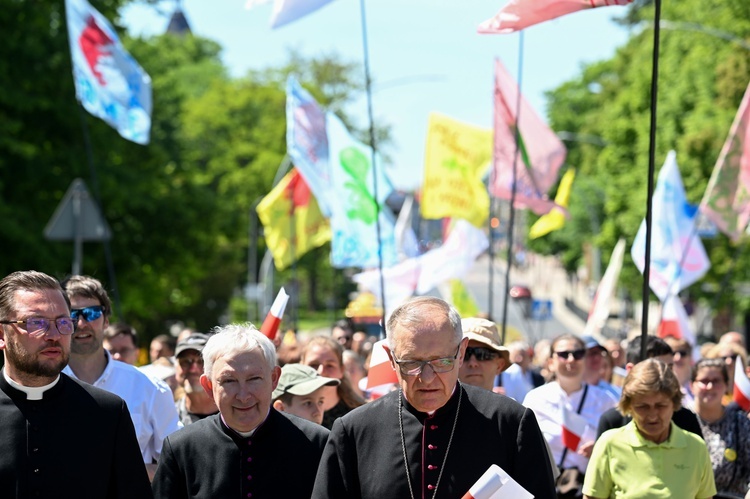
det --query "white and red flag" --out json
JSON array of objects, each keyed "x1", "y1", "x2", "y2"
[
  {"x1": 657, "y1": 295, "x2": 699, "y2": 361},
  {"x1": 733, "y1": 358, "x2": 750, "y2": 412},
  {"x1": 366, "y1": 340, "x2": 398, "y2": 397},
  {"x1": 562, "y1": 406, "x2": 589, "y2": 452},
  {"x1": 260, "y1": 287, "x2": 289, "y2": 340},
  {"x1": 65, "y1": 0, "x2": 152, "y2": 144},
  {"x1": 478, "y1": 0, "x2": 633, "y2": 34}
]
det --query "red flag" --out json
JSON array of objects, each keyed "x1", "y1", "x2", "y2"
[
  {"x1": 478, "y1": 0, "x2": 633, "y2": 34},
  {"x1": 700, "y1": 81, "x2": 750, "y2": 241},
  {"x1": 260, "y1": 288, "x2": 289, "y2": 340},
  {"x1": 561, "y1": 406, "x2": 588, "y2": 452},
  {"x1": 491, "y1": 59, "x2": 566, "y2": 215},
  {"x1": 366, "y1": 339, "x2": 398, "y2": 395},
  {"x1": 733, "y1": 358, "x2": 750, "y2": 412}
]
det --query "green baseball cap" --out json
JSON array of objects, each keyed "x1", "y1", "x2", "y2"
[{"x1": 272, "y1": 363, "x2": 340, "y2": 400}]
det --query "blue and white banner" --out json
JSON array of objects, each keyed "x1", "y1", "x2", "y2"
[
  {"x1": 66, "y1": 0, "x2": 152, "y2": 144},
  {"x1": 631, "y1": 151, "x2": 710, "y2": 301}
]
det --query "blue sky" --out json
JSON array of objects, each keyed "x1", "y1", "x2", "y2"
[{"x1": 121, "y1": 0, "x2": 632, "y2": 191}]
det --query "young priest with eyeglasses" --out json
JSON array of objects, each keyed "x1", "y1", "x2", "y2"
[
  {"x1": 0, "y1": 271, "x2": 152, "y2": 498},
  {"x1": 312, "y1": 296, "x2": 556, "y2": 499},
  {"x1": 61, "y1": 275, "x2": 181, "y2": 481}
]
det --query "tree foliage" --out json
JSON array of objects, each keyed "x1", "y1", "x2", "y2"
[
  {"x1": 0, "y1": 0, "x2": 375, "y2": 340},
  {"x1": 535, "y1": 0, "x2": 750, "y2": 323}
]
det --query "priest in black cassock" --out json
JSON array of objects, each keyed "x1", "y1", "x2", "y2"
[
  {"x1": 152, "y1": 324, "x2": 329, "y2": 499},
  {"x1": 312, "y1": 296, "x2": 557, "y2": 499}
]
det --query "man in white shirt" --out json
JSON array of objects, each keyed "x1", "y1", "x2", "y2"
[{"x1": 61, "y1": 275, "x2": 181, "y2": 480}]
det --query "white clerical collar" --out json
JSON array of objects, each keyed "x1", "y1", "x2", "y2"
[
  {"x1": 403, "y1": 383, "x2": 458, "y2": 415},
  {"x1": 222, "y1": 407, "x2": 271, "y2": 437},
  {"x1": 3, "y1": 368, "x2": 60, "y2": 400}
]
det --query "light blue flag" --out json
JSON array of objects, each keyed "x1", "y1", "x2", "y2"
[
  {"x1": 631, "y1": 150, "x2": 710, "y2": 301},
  {"x1": 285, "y1": 76, "x2": 334, "y2": 216},
  {"x1": 270, "y1": 0, "x2": 337, "y2": 28},
  {"x1": 326, "y1": 112, "x2": 397, "y2": 268},
  {"x1": 66, "y1": 0, "x2": 152, "y2": 144}
]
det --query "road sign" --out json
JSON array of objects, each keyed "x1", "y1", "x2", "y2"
[
  {"x1": 44, "y1": 178, "x2": 111, "y2": 241},
  {"x1": 531, "y1": 299, "x2": 553, "y2": 321}
]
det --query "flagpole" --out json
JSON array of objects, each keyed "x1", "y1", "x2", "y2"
[
  {"x1": 500, "y1": 33, "x2": 525, "y2": 345},
  {"x1": 640, "y1": 0, "x2": 662, "y2": 358},
  {"x1": 358, "y1": 0, "x2": 386, "y2": 335},
  {"x1": 76, "y1": 106, "x2": 123, "y2": 320}
]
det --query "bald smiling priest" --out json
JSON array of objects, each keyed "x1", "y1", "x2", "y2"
[{"x1": 312, "y1": 296, "x2": 556, "y2": 499}]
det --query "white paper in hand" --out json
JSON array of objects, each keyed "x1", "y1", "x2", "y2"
[{"x1": 462, "y1": 464, "x2": 534, "y2": 499}]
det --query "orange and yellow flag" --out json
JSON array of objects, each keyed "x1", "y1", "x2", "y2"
[{"x1": 256, "y1": 168, "x2": 331, "y2": 270}]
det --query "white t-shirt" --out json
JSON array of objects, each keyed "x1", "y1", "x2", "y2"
[
  {"x1": 64, "y1": 350, "x2": 182, "y2": 463},
  {"x1": 523, "y1": 381, "x2": 618, "y2": 472}
]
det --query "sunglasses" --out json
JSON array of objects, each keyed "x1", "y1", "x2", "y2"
[
  {"x1": 464, "y1": 346, "x2": 499, "y2": 362},
  {"x1": 554, "y1": 349, "x2": 586, "y2": 361},
  {"x1": 70, "y1": 305, "x2": 105, "y2": 323}
]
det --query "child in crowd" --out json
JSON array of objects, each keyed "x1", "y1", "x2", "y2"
[{"x1": 272, "y1": 363, "x2": 340, "y2": 425}]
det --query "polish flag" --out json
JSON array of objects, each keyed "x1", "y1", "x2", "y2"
[
  {"x1": 366, "y1": 339, "x2": 398, "y2": 391},
  {"x1": 260, "y1": 287, "x2": 289, "y2": 340},
  {"x1": 733, "y1": 358, "x2": 750, "y2": 412},
  {"x1": 562, "y1": 406, "x2": 588, "y2": 452}
]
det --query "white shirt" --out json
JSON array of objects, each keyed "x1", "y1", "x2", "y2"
[
  {"x1": 523, "y1": 381, "x2": 618, "y2": 472},
  {"x1": 501, "y1": 363, "x2": 535, "y2": 402},
  {"x1": 64, "y1": 350, "x2": 182, "y2": 463}
]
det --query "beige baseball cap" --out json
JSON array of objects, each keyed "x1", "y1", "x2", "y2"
[{"x1": 461, "y1": 318, "x2": 511, "y2": 370}]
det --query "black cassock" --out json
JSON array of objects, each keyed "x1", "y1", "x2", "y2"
[
  {"x1": 153, "y1": 409, "x2": 329, "y2": 499},
  {"x1": 313, "y1": 382, "x2": 557, "y2": 499}
]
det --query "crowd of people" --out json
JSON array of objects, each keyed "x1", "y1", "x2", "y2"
[{"x1": 1, "y1": 269, "x2": 750, "y2": 498}]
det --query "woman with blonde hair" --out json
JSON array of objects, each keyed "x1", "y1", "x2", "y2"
[
  {"x1": 583, "y1": 359, "x2": 715, "y2": 499},
  {"x1": 301, "y1": 336, "x2": 366, "y2": 429}
]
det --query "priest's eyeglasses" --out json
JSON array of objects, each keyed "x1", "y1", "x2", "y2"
[
  {"x1": 393, "y1": 344, "x2": 461, "y2": 376},
  {"x1": 0, "y1": 317, "x2": 75, "y2": 338}
]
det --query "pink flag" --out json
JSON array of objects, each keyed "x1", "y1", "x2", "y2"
[
  {"x1": 733, "y1": 358, "x2": 750, "y2": 412},
  {"x1": 366, "y1": 339, "x2": 398, "y2": 390},
  {"x1": 260, "y1": 287, "x2": 289, "y2": 340},
  {"x1": 700, "y1": 81, "x2": 750, "y2": 241},
  {"x1": 561, "y1": 406, "x2": 588, "y2": 452},
  {"x1": 491, "y1": 59, "x2": 566, "y2": 215},
  {"x1": 478, "y1": 0, "x2": 633, "y2": 34}
]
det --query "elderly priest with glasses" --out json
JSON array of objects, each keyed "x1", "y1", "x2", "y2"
[
  {"x1": 312, "y1": 296, "x2": 556, "y2": 499},
  {"x1": 0, "y1": 271, "x2": 152, "y2": 498}
]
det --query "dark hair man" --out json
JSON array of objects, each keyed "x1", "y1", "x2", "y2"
[{"x1": 61, "y1": 275, "x2": 181, "y2": 480}]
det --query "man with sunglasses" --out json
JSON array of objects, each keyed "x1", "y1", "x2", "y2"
[
  {"x1": 173, "y1": 332, "x2": 218, "y2": 425},
  {"x1": 0, "y1": 270, "x2": 152, "y2": 498},
  {"x1": 313, "y1": 296, "x2": 556, "y2": 499},
  {"x1": 61, "y1": 275, "x2": 181, "y2": 480},
  {"x1": 458, "y1": 317, "x2": 510, "y2": 392}
]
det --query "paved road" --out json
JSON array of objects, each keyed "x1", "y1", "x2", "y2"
[{"x1": 464, "y1": 254, "x2": 580, "y2": 345}]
